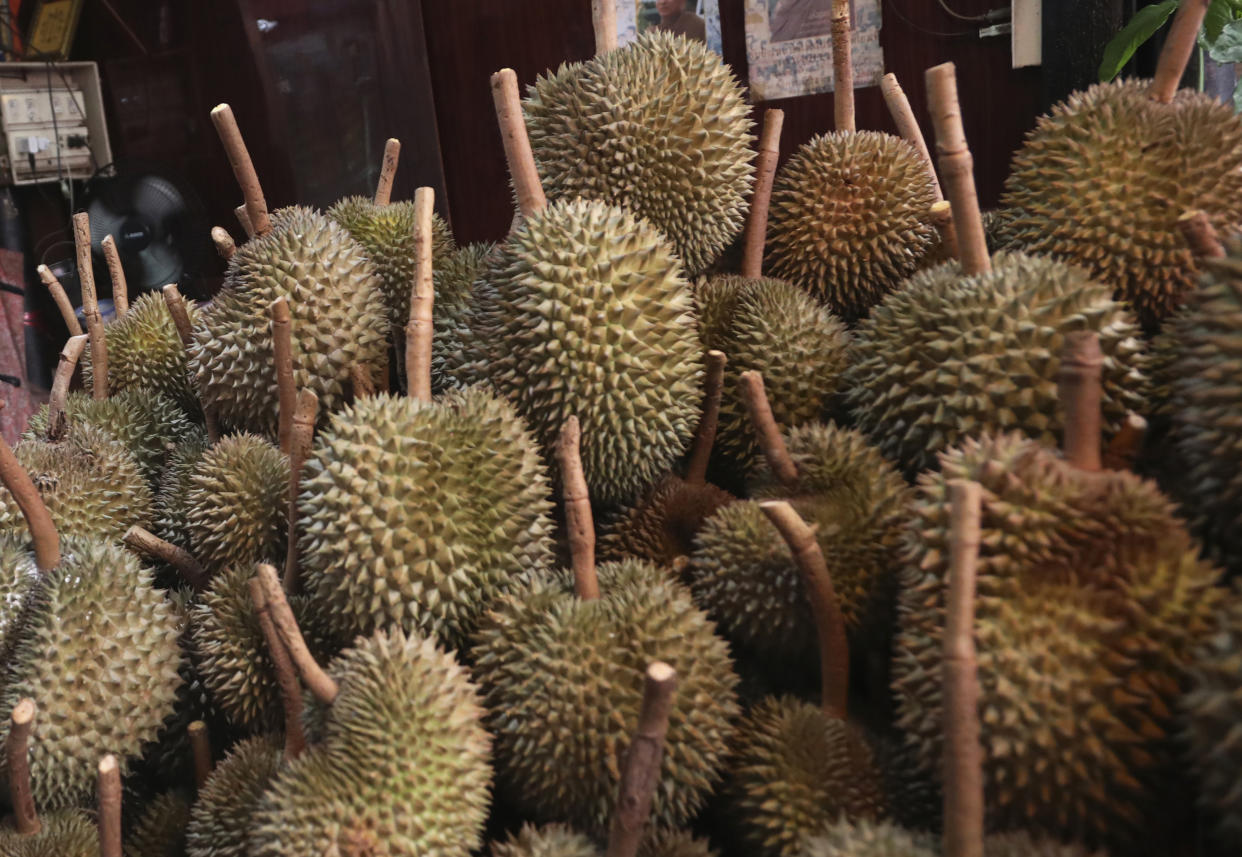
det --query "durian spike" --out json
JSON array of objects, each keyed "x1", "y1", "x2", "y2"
[
  {"x1": 210, "y1": 105, "x2": 272, "y2": 237},
  {"x1": 36, "y1": 265, "x2": 83, "y2": 336},
  {"x1": 7, "y1": 699, "x2": 40, "y2": 836},
  {"x1": 405, "y1": 186, "x2": 436, "y2": 402},
  {"x1": 100, "y1": 235, "x2": 129, "y2": 319},
  {"x1": 942, "y1": 479, "x2": 984, "y2": 857},
  {"x1": 605, "y1": 662, "x2": 679, "y2": 857},
  {"x1": 831, "y1": 0, "x2": 855, "y2": 132},
  {"x1": 685, "y1": 350, "x2": 727, "y2": 485},
  {"x1": 737, "y1": 370, "x2": 798, "y2": 488},
  {"x1": 349, "y1": 363, "x2": 376, "y2": 399},
  {"x1": 234, "y1": 204, "x2": 255, "y2": 240},
  {"x1": 559, "y1": 416, "x2": 599, "y2": 600},
  {"x1": 269, "y1": 297, "x2": 295, "y2": 454},
  {"x1": 283, "y1": 388, "x2": 319, "y2": 593},
  {"x1": 760, "y1": 501, "x2": 849, "y2": 720},
  {"x1": 1103, "y1": 412, "x2": 1148, "y2": 472},
  {"x1": 929, "y1": 200, "x2": 959, "y2": 261},
  {"x1": 256, "y1": 563, "x2": 340, "y2": 704},
  {"x1": 249, "y1": 577, "x2": 307, "y2": 760},
  {"x1": 0, "y1": 404, "x2": 59, "y2": 571},
  {"x1": 1150, "y1": 0, "x2": 1212, "y2": 104},
  {"x1": 46, "y1": 333, "x2": 89, "y2": 441},
  {"x1": 211, "y1": 226, "x2": 236, "y2": 261},
  {"x1": 1057, "y1": 331, "x2": 1103, "y2": 473},
  {"x1": 73, "y1": 212, "x2": 108, "y2": 399},
  {"x1": 925, "y1": 63, "x2": 989, "y2": 276},
  {"x1": 880, "y1": 72, "x2": 942, "y2": 199},
  {"x1": 163, "y1": 284, "x2": 222, "y2": 444},
  {"x1": 741, "y1": 109, "x2": 784, "y2": 279},
  {"x1": 1177, "y1": 209, "x2": 1226, "y2": 260},
  {"x1": 592, "y1": 0, "x2": 618, "y2": 55},
  {"x1": 97, "y1": 754, "x2": 122, "y2": 857},
  {"x1": 492, "y1": 68, "x2": 547, "y2": 218},
  {"x1": 187, "y1": 721, "x2": 212, "y2": 790},
  {"x1": 374, "y1": 138, "x2": 401, "y2": 206},
  {"x1": 122, "y1": 526, "x2": 210, "y2": 592}
]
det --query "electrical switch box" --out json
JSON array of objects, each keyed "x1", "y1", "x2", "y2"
[{"x1": 0, "y1": 62, "x2": 111, "y2": 186}]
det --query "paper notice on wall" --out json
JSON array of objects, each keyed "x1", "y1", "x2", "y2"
[
  {"x1": 618, "y1": 1, "x2": 724, "y2": 56},
  {"x1": 744, "y1": 0, "x2": 883, "y2": 101}
]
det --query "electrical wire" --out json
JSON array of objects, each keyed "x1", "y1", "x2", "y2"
[
  {"x1": 936, "y1": 0, "x2": 995, "y2": 21},
  {"x1": 888, "y1": 1, "x2": 975, "y2": 38}
]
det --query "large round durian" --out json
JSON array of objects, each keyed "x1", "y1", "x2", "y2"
[
  {"x1": 154, "y1": 433, "x2": 210, "y2": 551},
  {"x1": 0, "y1": 537, "x2": 183, "y2": 809},
  {"x1": 0, "y1": 808, "x2": 99, "y2": 857},
  {"x1": 247, "y1": 630, "x2": 491, "y2": 857},
  {"x1": 524, "y1": 29, "x2": 754, "y2": 275},
  {"x1": 1001, "y1": 79, "x2": 1242, "y2": 329},
  {"x1": 471, "y1": 560, "x2": 739, "y2": 833},
  {"x1": 298, "y1": 387, "x2": 554, "y2": 647},
  {"x1": 843, "y1": 251, "x2": 1148, "y2": 475},
  {"x1": 456, "y1": 199, "x2": 703, "y2": 505},
  {"x1": 185, "y1": 733, "x2": 282, "y2": 857},
  {"x1": 124, "y1": 789, "x2": 191, "y2": 857},
  {"x1": 190, "y1": 206, "x2": 388, "y2": 436}
]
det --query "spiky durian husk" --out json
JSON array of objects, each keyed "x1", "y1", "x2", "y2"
[
  {"x1": 0, "y1": 424, "x2": 153, "y2": 541},
  {"x1": 83, "y1": 290, "x2": 201, "y2": 411},
  {"x1": 724, "y1": 696, "x2": 887, "y2": 857},
  {"x1": 0, "y1": 538, "x2": 183, "y2": 809},
  {"x1": 696, "y1": 276, "x2": 850, "y2": 473},
  {"x1": 892, "y1": 433, "x2": 1223, "y2": 845},
  {"x1": 984, "y1": 832, "x2": 1109, "y2": 857},
  {"x1": 524, "y1": 30, "x2": 754, "y2": 275},
  {"x1": 799, "y1": 818, "x2": 935, "y2": 857},
  {"x1": 598, "y1": 475, "x2": 735, "y2": 566},
  {"x1": 185, "y1": 733, "x2": 282, "y2": 857},
  {"x1": 471, "y1": 560, "x2": 739, "y2": 833},
  {"x1": 765, "y1": 131, "x2": 938, "y2": 321},
  {"x1": 189, "y1": 206, "x2": 388, "y2": 437},
  {"x1": 0, "y1": 809, "x2": 99, "y2": 857},
  {"x1": 1000, "y1": 79, "x2": 1242, "y2": 329},
  {"x1": 154, "y1": 433, "x2": 211, "y2": 551},
  {"x1": 640, "y1": 830, "x2": 718, "y2": 857},
  {"x1": 456, "y1": 199, "x2": 702, "y2": 505},
  {"x1": 490, "y1": 824, "x2": 599, "y2": 857},
  {"x1": 298, "y1": 387, "x2": 553, "y2": 647},
  {"x1": 124, "y1": 789, "x2": 191, "y2": 857},
  {"x1": 843, "y1": 251, "x2": 1148, "y2": 475},
  {"x1": 432, "y1": 242, "x2": 494, "y2": 394},
  {"x1": 184, "y1": 433, "x2": 288, "y2": 574},
  {"x1": 247, "y1": 630, "x2": 492, "y2": 857}
]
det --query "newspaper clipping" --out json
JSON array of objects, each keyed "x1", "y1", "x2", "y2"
[{"x1": 744, "y1": 0, "x2": 883, "y2": 101}]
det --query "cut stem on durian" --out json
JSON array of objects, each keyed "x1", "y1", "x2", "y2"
[
  {"x1": 46, "y1": 333, "x2": 88, "y2": 441},
  {"x1": 256, "y1": 563, "x2": 340, "y2": 704},
  {"x1": 212, "y1": 226, "x2": 236, "y2": 260},
  {"x1": 831, "y1": 0, "x2": 854, "y2": 132},
  {"x1": 592, "y1": 0, "x2": 618, "y2": 55},
  {"x1": 188, "y1": 721, "x2": 213, "y2": 790},
  {"x1": 1056, "y1": 331, "x2": 1104, "y2": 473},
  {"x1": 492, "y1": 68, "x2": 547, "y2": 218},
  {"x1": 1102, "y1": 412, "x2": 1148, "y2": 472},
  {"x1": 283, "y1": 388, "x2": 318, "y2": 593},
  {"x1": 881, "y1": 72, "x2": 942, "y2": 199},
  {"x1": 741, "y1": 109, "x2": 784, "y2": 279},
  {"x1": 0, "y1": 413, "x2": 60, "y2": 571},
  {"x1": 234, "y1": 203, "x2": 255, "y2": 239},
  {"x1": 97, "y1": 754, "x2": 122, "y2": 857},
  {"x1": 1177, "y1": 209, "x2": 1226, "y2": 260},
  {"x1": 1149, "y1": 0, "x2": 1211, "y2": 104},
  {"x1": 929, "y1": 200, "x2": 959, "y2": 261},
  {"x1": 738, "y1": 370, "x2": 798, "y2": 488},
  {"x1": 375, "y1": 137, "x2": 401, "y2": 206},
  {"x1": 249, "y1": 576, "x2": 307, "y2": 760},
  {"x1": 211, "y1": 104, "x2": 272, "y2": 237},
  {"x1": 925, "y1": 63, "x2": 989, "y2": 276},
  {"x1": 74, "y1": 212, "x2": 109, "y2": 400},
  {"x1": 37, "y1": 264, "x2": 83, "y2": 336},
  {"x1": 685, "y1": 350, "x2": 727, "y2": 485},
  {"x1": 7, "y1": 699, "x2": 40, "y2": 836},
  {"x1": 122, "y1": 525, "x2": 209, "y2": 591},
  {"x1": 270, "y1": 297, "x2": 296, "y2": 454},
  {"x1": 163, "y1": 283, "x2": 222, "y2": 444},
  {"x1": 559, "y1": 415, "x2": 599, "y2": 600},
  {"x1": 405, "y1": 186, "x2": 436, "y2": 403},
  {"x1": 101, "y1": 234, "x2": 129, "y2": 320}
]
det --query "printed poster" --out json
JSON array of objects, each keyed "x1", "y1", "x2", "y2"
[
  {"x1": 744, "y1": 0, "x2": 884, "y2": 101},
  {"x1": 617, "y1": 1, "x2": 724, "y2": 57}
]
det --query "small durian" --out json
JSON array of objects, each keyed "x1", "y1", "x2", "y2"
[
  {"x1": 524, "y1": 29, "x2": 755, "y2": 275},
  {"x1": 185, "y1": 733, "x2": 282, "y2": 857},
  {"x1": 432, "y1": 242, "x2": 495, "y2": 394},
  {"x1": 123, "y1": 789, "x2": 190, "y2": 857},
  {"x1": 491, "y1": 825, "x2": 599, "y2": 857},
  {"x1": 154, "y1": 434, "x2": 211, "y2": 551}
]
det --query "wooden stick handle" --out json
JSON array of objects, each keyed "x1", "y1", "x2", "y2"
[
  {"x1": 374, "y1": 138, "x2": 401, "y2": 206},
  {"x1": 37, "y1": 265, "x2": 83, "y2": 336},
  {"x1": 187, "y1": 721, "x2": 212, "y2": 790},
  {"x1": 881, "y1": 73, "x2": 942, "y2": 199},
  {"x1": 925, "y1": 63, "x2": 989, "y2": 276},
  {"x1": 100, "y1": 235, "x2": 128, "y2": 319},
  {"x1": 1103, "y1": 412, "x2": 1147, "y2": 472},
  {"x1": 162, "y1": 284, "x2": 221, "y2": 444},
  {"x1": 1057, "y1": 331, "x2": 1103, "y2": 473},
  {"x1": 234, "y1": 204, "x2": 255, "y2": 239},
  {"x1": 930, "y1": 200, "x2": 959, "y2": 261},
  {"x1": 249, "y1": 578, "x2": 307, "y2": 760},
  {"x1": 685, "y1": 350, "x2": 726, "y2": 485},
  {"x1": 211, "y1": 105, "x2": 272, "y2": 237},
  {"x1": 1177, "y1": 210, "x2": 1226, "y2": 260},
  {"x1": 1150, "y1": 0, "x2": 1211, "y2": 104},
  {"x1": 492, "y1": 69, "x2": 547, "y2": 218},
  {"x1": 592, "y1": 0, "x2": 618, "y2": 55},
  {"x1": 74, "y1": 212, "x2": 108, "y2": 399},
  {"x1": 831, "y1": 0, "x2": 855, "y2": 132},
  {"x1": 212, "y1": 226, "x2": 236, "y2": 261},
  {"x1": 942, "y1": 479, "x2": 984, "y2": 857},
  {"x1": 0, "y1": 417, "x2": 59, "y2": 571},
  {"x1": 760, "y1": 501, "x2": 849, "y2": 720},
  {"x1": 405, "y1": 186, "x2": 435, "y2": 402},
  {"x1": 256, "y1": 564, "x2": 339, "y2": 704},
  {"x1": 7, "y1": 699, "x2": 40, "y2": 836},
  {"x1": 98, "y1": 754, "x2": 122, "y2": 857},
  {"x1": 123, "y1": 526, "x2": 210, "y2": 591},
  {"x1": 46, "y1": 334, "x2": 88, "y2": 441},
  {"x1": 283, "y1": 389, "x2": 318, "y2": 593},
  {"x1": 605, "y1": 662, "x2": 678, "y2": 857},
  {"x1": 559, "y1": 416, "x2": 598, "y2": 600},
  {"x1": 741, "y1": 109, "x2": 784, "y2": 279},
  {"x1": 738, "y1": 370, "x2": 798, "y2": 487},
  {"x1": 270, "y1": 298, "x2": 295, "y2": 454}
]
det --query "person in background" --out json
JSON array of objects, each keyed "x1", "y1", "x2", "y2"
[{"x1": 654, "y1": 0, "x2": 706, "y2": 43}]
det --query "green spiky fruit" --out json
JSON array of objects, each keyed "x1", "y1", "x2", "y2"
[
  {"x1": 154, "y1": 434, "x2": 211, "y2": 551},
  {"x1": 457, "y1": 199, "x2": 703, "y2": 505},
  {"x1": 599, "y1": 475, "x2": 735, "y2": 566},
  {"x1": 0, "y1": 424, "x2": 153, "y2": 541},
  {"x1": 247, "y1": 630, "x2": 491, "y2": 857},
  {"x1": 843, "y1": 251, "x2": 1148, "y2": 475},
  {"x1": 0, "y1": 809, "x2": 98, "y2": 857},
  {"x1": 183, "y1": 433, "x2": 288, "y2": 574},
  {"x1": 124, "y1": 789, "x2": 191, "y2": 857},
  {"x1": 524, "y1": 29, "x2": 754, "y2": 275},
  {"x1": 83, "y1": 290, "x2": 201, "y2": 411},
  {"x1": 298, "y1": 387, "x2": 553, "y2": 646},
  {"x1": 432, "y1": 242, "x2": 494, "y2": 394},
  {"x1": 892, "y1": 433, "x2": 1222, "y2": 845},
  {"x1": 490, "y1": 825, "x2": 715, "y2": 857},
  {"x1": 190, "y1": 206, "x2": 388, "y2": 436},
  {"x1": 0, "y1": 537, "x2": 183, "y2": 809},
  {"x1": 185, "y1": 734, "x2": 282, "y2": 857},
  {"x1": 472, "y1": 560, "x2": 739, "y2": 833},
  {"x1": 724, "y1": 696, "x2": 887, "y2": 857},
  {"x1": 800, "y1": 818, "x2": 934, "y2": 857},
  {"x1": 765, "y1": 131, "x2": 938, "y2": 321},
  {"x1": 1001, "y1": 79, "x2": 1242, "y2": 329},
  {"x1": 696, "y1": 275, "x2": 850, "y2": 473}
]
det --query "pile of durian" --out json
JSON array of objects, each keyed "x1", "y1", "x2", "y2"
[{"x1": 4, "y1": 2, "x2": 1242, "y2": 856}]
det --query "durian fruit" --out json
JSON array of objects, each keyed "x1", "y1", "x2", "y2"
[
  {"x1": 123, "y1": 789, "x2": 190, "y2": 857},
  {"x1": 297, "y1": 386, "x2": 554, "y2": 647},
  {"x1": 190, "y1": 205, "x2": 388, "y2": 436},
  {"x1": 154, "y1": 434, "x2": 211, "y2": 551},
  {"x1": 185, "y1": 733, "x2": 282, "y2": 857},
  {"x1": 523, "y1": 29, "x2": 754, "y2": 275},
  {"x1": 490, "y1": 825, "x2": 715, "y2": 857},
  {"x1": 183, "y1": 433, "x2": 288, "y2": 573},
  {"x1": 798, "y1": 820, "x2": 1108, "y2": 857},
  {"x1": 431, "y1": 242, "x2": 495, "y2": 394}
]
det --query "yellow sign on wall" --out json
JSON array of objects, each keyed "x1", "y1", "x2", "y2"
[{"x1": 27, "y1": 0, "x2": 85, "y2": 61}]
